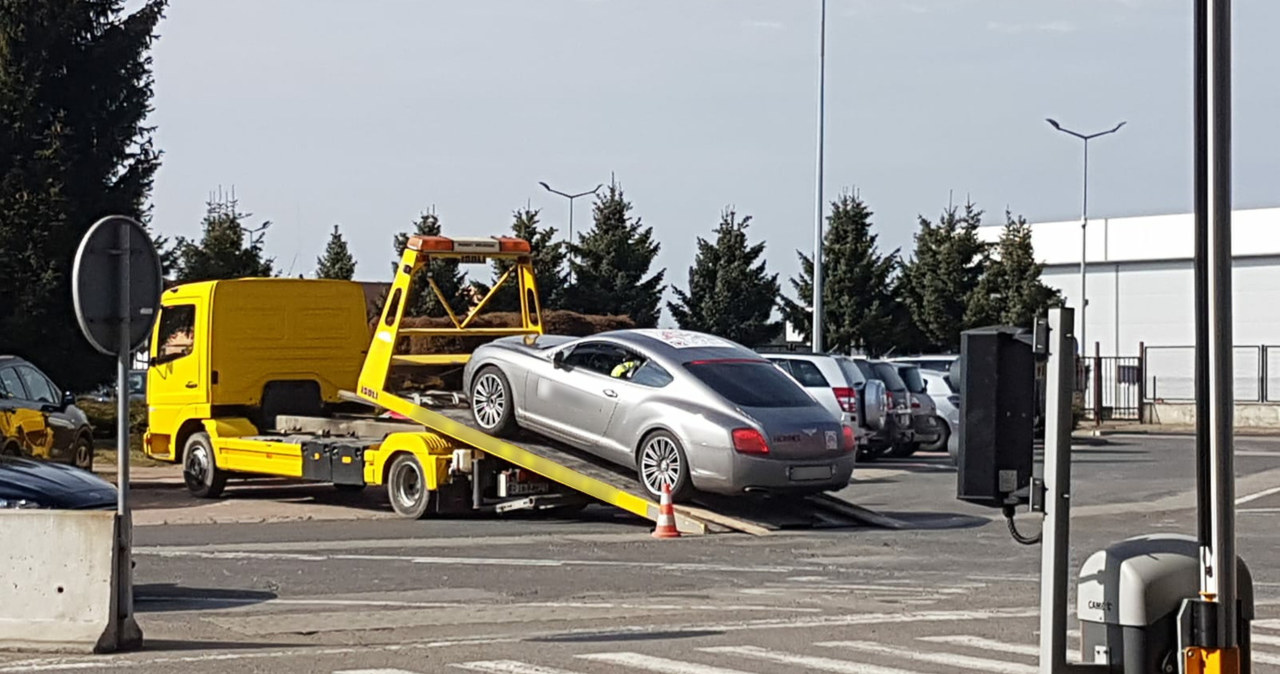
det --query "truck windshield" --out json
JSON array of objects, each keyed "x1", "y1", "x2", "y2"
[
  {"x1": 685, "y1": 359, "x2": 815, "y2": 408},
  {"x1": 897, "y1": 366, "x2": 926, "y2": 394}
]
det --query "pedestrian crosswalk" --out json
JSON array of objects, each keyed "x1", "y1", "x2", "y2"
[{"x1": 335, "y1": 622, "x2": 1280, "y2": 674}]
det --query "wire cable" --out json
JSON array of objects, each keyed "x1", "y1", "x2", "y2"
[{"x1": 1003, "y1": 505, "x2": 1042, "y2": 546}]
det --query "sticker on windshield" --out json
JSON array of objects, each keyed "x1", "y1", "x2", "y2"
[{"x1": 633, "y1": 329, "x2": 737, "y2": 349}]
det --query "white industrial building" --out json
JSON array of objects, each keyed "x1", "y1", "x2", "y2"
[{"x1": 978, "y1": 207, "x2": 1280, "y2": 404}]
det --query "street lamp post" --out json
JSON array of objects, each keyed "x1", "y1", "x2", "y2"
[
  {"x1": 1045, "y1": 118, "x2": 1126, "y2": 357},
  {"x1": 539, "y1": 181, "x2": 602, "y2": 283},
  {"x1": 812, "y1": 0, "x2": 828, "y2": 353}
]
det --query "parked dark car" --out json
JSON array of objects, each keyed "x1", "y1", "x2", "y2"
[
  {"x1": 0, "y1": 356, "x2": 95, "y2": 470},
  {"x1": 0, "y1": 455, "x2": 115, "y2": 509},
  {"x1": 848, "y1": 358, "x2": 916, "y2": 459}
]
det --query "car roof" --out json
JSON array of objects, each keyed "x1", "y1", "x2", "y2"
[{"x1": 596, "y1": 329, "x2": 759, "y2": 362}]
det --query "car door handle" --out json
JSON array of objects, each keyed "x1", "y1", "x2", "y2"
[
  {"x1": 185, "y1": 382, "x2": 197, "y2": 389},
  {"x1": 603, "y1": 389, "x2": 618, "y2": 398}
]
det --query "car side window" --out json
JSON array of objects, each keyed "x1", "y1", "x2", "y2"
[
  {"x1": 156, "y1": 304, "x2": 196, "y2": 362},
  {"x1": 628, "y1": 361, "x2": 673, "y2": 388},
  {"x1": 562, "y1": 343, "x2": 626, "y2": 376},
  {"x1": 783, "y1": 360, "x2": 829, "y2": 387},
  {"x1": 17, "y1": 366, "x2": 56, "y2": 404},
  {"x1": 0, "y1": 367, "x2": 25, "y2": 400}
]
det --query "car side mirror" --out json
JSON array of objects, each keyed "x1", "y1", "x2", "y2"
[
  {"x1": 922, "y1": 381, "x2": 929, "y2": 392},
  {"x1": 62, "y1": 391, "x2": 75, "y2": 409},
  {"x1": 552, "y1": 350, "x2": 566, "y2": 369}
]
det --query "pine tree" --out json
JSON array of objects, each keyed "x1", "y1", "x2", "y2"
[
  {"x1": 899, "y1": 200, "x2": 990, "y2": 352},
  {"x1": 565, "y1": 181, "x2": 666, "y2": 326},
  {"x1": 316, "y1": 224, "x2": 357, "y2": 280},
  {"x1": 172, "y1": 193, "x2": 275, "y2": 283},
  {"x1": 0, "y1": 0, "x2": 167, "y2": 390},
  {"x1": 392, "y1": 210, "x2": 469, "y2": 317},
  {"x1": 481, "y1": 207, "x2": 569, "y2": 312},
  {"x1": 968, "y1": 211, "x2": 1062, "y2": 328},
  {"x1": 668, "y1": 208, "x2": 782, "y2": 347},
  {"x1": 780, "y1": 191, "x2": 899, "y2": 356}
]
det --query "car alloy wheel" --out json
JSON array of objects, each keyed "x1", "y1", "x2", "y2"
[
  {"x1": 472, "y1": 372, "x2": 506, "y2": 430},
  {"x1": 640, "y1": 435, "x2": 682, "y2": 496},
  {"x1": 74, "y1": 436, "x2": 93, "y2": 470}
]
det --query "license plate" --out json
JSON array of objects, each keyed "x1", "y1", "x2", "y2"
[
  {"x1": 501, "y1": 479, "x2": 551, "y2": 496},
  {"x1": 789, "y1": 465, "x2": 834, "y2": 482}
]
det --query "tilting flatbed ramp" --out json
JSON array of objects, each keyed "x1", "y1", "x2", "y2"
[{"x1": 352, "y1": 392, "x2": 899, "y2": 535}]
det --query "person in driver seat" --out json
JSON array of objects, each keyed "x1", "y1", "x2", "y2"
[{"x1": 611, "y1": 357, "x2": 643, "y2": 379}]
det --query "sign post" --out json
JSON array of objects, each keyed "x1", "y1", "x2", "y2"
[{"x1": 71, "y1": 215, "x2": 163, "y2": 651}]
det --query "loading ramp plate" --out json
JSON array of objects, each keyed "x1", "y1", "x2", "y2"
[{"x1": 342, "y1": 391, "x2": 902, "y2": 535}]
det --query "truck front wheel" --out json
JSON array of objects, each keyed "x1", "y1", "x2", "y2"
[
  {"x1": 183, "y1": 432, "x2": 227, "y2": 499},
  {"x1": 387, "y1": 453, "x2": 433, "y2": 519}
]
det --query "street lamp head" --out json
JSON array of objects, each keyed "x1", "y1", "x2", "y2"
[
  {"x1": 1046, "y1": 118, "x2": 1062, "y2": 130},
  {"x1": 592, "y1": 183, "x2": 604, "y2": 194},
  {"x1": 538, "y1": 181, "x2": 552, "y2": 191},
  {"x1": 1110, "y1": 121, "x2": 1127, "y2": 134}
]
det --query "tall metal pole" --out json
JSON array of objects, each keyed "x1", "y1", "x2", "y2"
[
  {"x1": 811, "y1": 0, "x2": 827, "y2": 353},
  {"x1": 538, "y1": 181, "x2": 602, "y2": 285},
  {"x1": 1038, "y1": 307, "x2": 1076, "y2": 674},
  {"x1": 1202, "y1": 0, "x2": 1237, "y2": 650},
  {"x1": 1045, "y1": 119, "x2": 1125, "y2": 356},
  {"x1": 1080, "y1": 139, "x2": 1089, "y2": 358},
  {"x1": 115, "y1": 219, "x2": 134, "y2": 634}
]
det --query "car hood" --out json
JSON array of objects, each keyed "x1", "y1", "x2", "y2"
[{"x1": 0, "y1": 457, "x2": 117, "y2": 509}]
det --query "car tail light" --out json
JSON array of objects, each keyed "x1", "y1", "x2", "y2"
[
  {"x1": 731, "y1": 428, "x2": 769, "y2": 455},
  {"x1": 832, "y1": 387, "x2": 856, "y2": 413},
  {"x1": 886, "y1": 391, "x2": 895, "y2": 408},
  {"x1": 911, "y1": 396, "x2": 921, "y2": 409},
  {"x1": 841, "y1": 425, "x2": 855, "y2": 451}
]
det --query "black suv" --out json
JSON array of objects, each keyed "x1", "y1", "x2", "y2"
[{"x1": 0, "y1": 356, "x2": 94, "y2": 470}]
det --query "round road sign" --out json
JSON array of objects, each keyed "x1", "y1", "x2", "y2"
[{"x1": 71, "y1": 216, "x2": 164, "y2": 356}]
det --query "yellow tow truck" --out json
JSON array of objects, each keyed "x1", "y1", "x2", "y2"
[{"x1": 143, "y1": 234, "x2": 707, "y2": 530}]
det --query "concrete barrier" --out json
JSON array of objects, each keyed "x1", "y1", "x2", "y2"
[
  {"x1": 0, "y1": 511, "x2": 140, "y2": 653},
  {"x1": 1148, "y1": 402, "x2": 1280, "y2": 428}
]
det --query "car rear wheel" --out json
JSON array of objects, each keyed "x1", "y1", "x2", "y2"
[
  {"x1": 183, "y1": 432, "x2": 227, "y2": 499},
  {"x1": 470, "y1": 367, "x2": 517, "y2": 437},
  {"x1": 387, "y1": 453, "x2": 432, "y2": 519},
  {"x1": 637, "y1": 431, "x2": 692, "y2": 502},
  {"x1": 73, "y1": 435, "x2": 94, "y2": 471},
  {"x1": 886, "y1": 441, "x2": 919, "y2": 459},
  {"x1": 922, "y1": 421, "x2": 950, "y2": 453},
  {"x1": 1, "y1": 440, "x2": 21, "y2": 457}
]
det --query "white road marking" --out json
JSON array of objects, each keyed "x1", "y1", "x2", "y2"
[
  {"x1": 579, "y1": 653, "x2": 751, "y2": 674},
  {"x1": 135, "y1": 596, "x2": 815, "y2": 614},
  {"x1": 1239, "y1": 508, "x2": 1280, "y2": 514},
  {"x1": 818, "y1": 640, "x2": 1037, "y2": 674},
  {"x1": 1256, "y1": 619, "x2": 1280, "y2": 631},
  {"x1": 335, "y1": 670, "x2": 421, "y2": 674},
  {"x1": 1256, "y1": 652, "x2": 1280, "y2": 667},
  {"x1": 1252, "y1": 634, "x2": 1280, "y2": 647},
  {"x1": 701, "y1": 645, "x2": 922, "y2": 674},
  {"x1": 0, "y1": 608, "x2": 1037, "y2": 673},
  {"x1": 452, "y1": 662, "x2": 583, "y2": 674},
  {"x1": 918, "y1": 635, "x2": 1040, "y2": 657},
  {"x1": 135, "y1": 548, "x2": 821, "y2": 575},
  {"x1": 1235, "y1": 485, "x2": 1280, "y2": 505}
]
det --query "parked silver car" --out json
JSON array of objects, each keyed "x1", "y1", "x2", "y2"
[
  {"x1": 919, "y1": 369, "x2": 960, "y2": 462},
  {"x1": 463, "y1": 329, "x2": 856, "y2": 501}
]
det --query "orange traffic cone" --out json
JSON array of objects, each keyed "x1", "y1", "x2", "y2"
[{"x1": 652, "y1": 482, "x2": 681, "y2": 539}]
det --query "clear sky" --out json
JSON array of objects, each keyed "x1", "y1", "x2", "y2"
[{"x1": 145, "y1": 0, "x2": 1280, "y2": 320}]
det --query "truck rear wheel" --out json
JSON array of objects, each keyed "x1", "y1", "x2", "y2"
[
  {"x1": 387, "y1": 453, "x2": 433, "y2": 519},
  {"x1": 183, "y1": 432, "x2": 227, "y2": 499}
]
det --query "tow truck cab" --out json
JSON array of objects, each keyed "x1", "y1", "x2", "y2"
[{"x1": 144, "y1": 278, "x2": 370, "y2": 461}]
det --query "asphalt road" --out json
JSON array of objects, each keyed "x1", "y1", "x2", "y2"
[{"x1": 4, "y1": 434, "x2": 1280, "y2": 674}]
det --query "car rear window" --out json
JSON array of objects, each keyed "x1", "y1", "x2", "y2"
[
  {"x1": 685, "y1": 360, "x2": 815, "y2": 408},
  {"x1": 835, "y1": 358, "x2": 868, "y2": 386},
  {"x1": 871, "y1": 362, "x2": 908, "y2": 390},
  {"x1": 770, "y1": 359, "x2": 829, "y2": 387},
  {"x1": 897, "y1": 366, "x2": 926, "y2": 394}
]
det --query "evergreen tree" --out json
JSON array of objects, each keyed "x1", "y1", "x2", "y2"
[
  {"x1": 0, "y1": 0, "x2": 167, "y2": 390},
  {"x1": 780, "y1": 192, "x2": 899, "y2": 356},
  {"x1": 565, "y1": 181, "x2": 666, "y2": 326},
  {"x1": 968, "y1": 211, "x2": 1062, "y2": 328},
  {"x1": 392, "y1": 210, "x2": 469, "y2": 317},
  {"x1": 668, "y1": 208, "x2": 782, "y2": 347},
  {"x1": 172, "y1": 194, "x2": 275, "y2": 283},
  {"x1": 315, "y1": 224, "x2": 357, "y2": 280},
  {"x1": 899, "y1": 200, "x2": 990, "y2": 352},
  {"x1": 481, "y1": 206, "x2": 569, "y2": 312}
]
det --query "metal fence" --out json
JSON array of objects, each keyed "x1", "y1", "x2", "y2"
[
  {"x1": 1143, "y1": 345, "x2": 1277, "y2": 403},
  {"x1": 1079, "y1": 355, "x2": 1143, "y2": 421}
]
